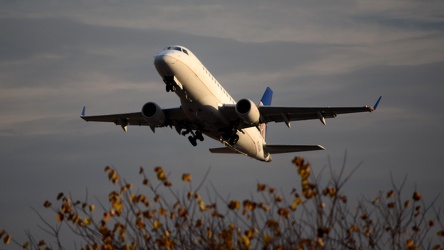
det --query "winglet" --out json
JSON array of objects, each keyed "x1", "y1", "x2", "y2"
[
  {"x1": 373, "y1": 96, "x2": 382, "y2": 111},
  {"x1": 81, "y1": 106, "x2": 86, "y2": 117}
]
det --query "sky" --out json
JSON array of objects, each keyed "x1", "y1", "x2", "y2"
[{"x1": 1, "y1": 0, "x2": 444, "y2": 246}]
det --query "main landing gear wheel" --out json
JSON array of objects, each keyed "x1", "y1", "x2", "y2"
[
  {"x1": 185, "y1": 130, "x2": 203, "y2": 146},
  {"x1": 166, "y1": 84, "x2": 176, "y2": 92},
  {"x1": 188, "y1": 136, "x2": 197, "y2": 147},
  {"x1": 229, "y1": 134, "x2": 239, "y2": 145},
  {"x1": 195, "y1": 131, "x2": 204, "y2": 141}
]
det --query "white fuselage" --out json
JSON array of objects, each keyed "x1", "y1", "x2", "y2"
[{"x1": 154, "y1": 46, "x2": 271, "y2": 162}]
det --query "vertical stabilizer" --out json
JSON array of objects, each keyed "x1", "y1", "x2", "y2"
[{"x1": 259, "y1": 87, "x2": 273, "y2": 140}]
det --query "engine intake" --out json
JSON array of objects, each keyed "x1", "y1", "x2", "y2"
[
  {"x1": 141, "y1": 102, "x2": 165, "y2": 127},
  {"x1": 235, "y1": 99, "x2": 260, "y2": 124}
]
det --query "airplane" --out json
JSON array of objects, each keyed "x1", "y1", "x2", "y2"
[{"x1": 81, "y1": 45, "x2": 381, "y2": 162}]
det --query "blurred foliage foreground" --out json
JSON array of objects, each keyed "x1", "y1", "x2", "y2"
[{"x1": 1, "y1": 156, "x2": 444, "y2": 249}]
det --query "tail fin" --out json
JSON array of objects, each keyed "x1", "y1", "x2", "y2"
[{"x1": 259, "y1": 87, "x2": 273, "y2": 139}]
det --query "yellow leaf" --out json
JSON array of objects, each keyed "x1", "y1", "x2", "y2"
[
  {"x1": 89, "y1": 204, "x2": 95, "y2": 212},
  {"x1": 291, "y1": 199, "x2": 303, "y2": 210},
  {"x1": 263, "y1": 234, "x2": 272, "y2": 245},
  {"x1": 316, "y1": 237, "x2": 324, "y2": 247},
  {"x1": 153, "y1": 220, "x2": 163, "y2": 231},
  {"x1": 238, "y1": 235, "x2": 250, "y2": 247},
  {"x1": 3, "y1": 234, "x2": 11, "y2": 245},
  {"x1": 84, "y1": 218, "x2": 92, "y2": 225},
  {"x1": 113, "y1": 201, "x2": 123, "y2": 213},
  {"x1": 198, "y1": 200, "x2": 206, "y2": 211}
]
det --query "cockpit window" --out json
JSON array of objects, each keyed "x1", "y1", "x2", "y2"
[{"x1": 164, "y1": 46, "x2": 188, "y2": 55}]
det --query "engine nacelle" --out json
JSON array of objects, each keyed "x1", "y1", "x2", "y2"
[
  {"x1": 235, "y1": 99, "x2": 260, "y2": 124},
  {"x1": 141, "y1": 102, "x2": 165, "y2": 126}
]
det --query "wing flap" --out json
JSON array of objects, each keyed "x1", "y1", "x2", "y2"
[{"x1": 266, "y1": 144, "x2": 325, "y2": 154}]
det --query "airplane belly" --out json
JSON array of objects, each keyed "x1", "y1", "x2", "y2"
[{"x1": 234, "y1": 131, "x2": 258, "y2": 158}]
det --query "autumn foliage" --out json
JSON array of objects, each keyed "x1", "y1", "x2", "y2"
[{"x1": 1, "y1": 156, "x2": 444, "y2": 249}]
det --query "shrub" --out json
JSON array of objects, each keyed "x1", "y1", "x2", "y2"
[{"x1": 1, "y1": 156, "x2": 443, "y2": 249}]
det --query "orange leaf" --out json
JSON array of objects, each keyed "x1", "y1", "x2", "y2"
[
  {"x1": 182, "y1": 173, "x2": 191, "y2": 182},
  {"x1": 3, "y1": 235, "x2": 11, "y2": 245},
  {"x1": 413, "y1": 192, "x2": 422, "y2": 201},
  {"x1": 228, "y1": 200, "x2": 240, "y2": 210},
  {"x1": 57, "y1": 212, "x2": 64, "y2": 222},
  {"x1": 153, "y1": 220, "x2": 163, "y2": 231},
  {"x1": 56, "y1": 192, "x2": 64, "y2": 200}
]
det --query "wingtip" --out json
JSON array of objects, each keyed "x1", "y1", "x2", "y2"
[
  {"x1": 81, "y1": 106, "x2": 86, "y2": 117},
  {"x1": 373, "y1": 96, "x2": 382, "y2": 111}
]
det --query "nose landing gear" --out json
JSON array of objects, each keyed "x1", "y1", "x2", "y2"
[{"x1": 163, "y1": 76, "x2": 177, "y2": 92}]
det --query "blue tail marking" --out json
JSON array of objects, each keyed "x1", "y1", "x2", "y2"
[
  {"x1": 81, "y1": 106, "x2": 86, "y2": 117},
  {"x1": 259, "y1": 87, "x2": 273, "y2": 140},
  {"x1": 260, "y1": 87, "x2": 273, "y2": 106}
]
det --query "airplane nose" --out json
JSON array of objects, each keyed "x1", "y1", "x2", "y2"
[
  {"x1": 154, "y1": 53, "x2": 176, "y2": 76},
  {"x1": 154, "y1": 53, "x2": 176, "y2": 66}
]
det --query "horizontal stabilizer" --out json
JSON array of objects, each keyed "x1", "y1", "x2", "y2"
[
  {"x1": 266, "y1": 145, "x2": 325, "y2": 154},
  {"x1": 209, "y1": 147, "x2": 239, "y2": 154}
]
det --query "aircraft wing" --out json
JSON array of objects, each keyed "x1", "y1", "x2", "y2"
[
  {"x1": 81, "y1": 107, "x2": 194, "y2": 131},
  {"x1": 258, "y1": 106, "x2": 373, "y2": 125},
  {"x1": 219, "y1": 96, "x2": 381, "y2": 128}
]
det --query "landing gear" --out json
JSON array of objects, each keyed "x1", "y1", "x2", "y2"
[
  {"x1": 163, "y1": 76, "x2": 176, "y2": 92},
  {"x1": 195, "y1": 131, "x2": 204, "y2": 141},
  {"x1": 188, "y1": 136, "x2": 197, "y2": 147},
  {"x1": 223, "y1": 129, "x2": 240, "y2": 145},
  {"x1": 183, "y1": 129, "x2": 204, "y2": 146},
  {"x1": 229, "y1": 134, "x2": 239, "y2": 145},
  {"x1": 165, "y1": 84, "x2": 176, "y2": 92}
]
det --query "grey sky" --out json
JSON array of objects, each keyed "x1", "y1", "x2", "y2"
[{"x1": 1, "y1": 0, "x2": 444, "y2": 245}]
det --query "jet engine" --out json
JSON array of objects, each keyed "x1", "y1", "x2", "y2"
[
  {"x1": 235, "y1": 99, "x2": 260, "y2": 124},
  {"x1": 141, "y1": 102, "x2": 165, "y2": 126}
]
